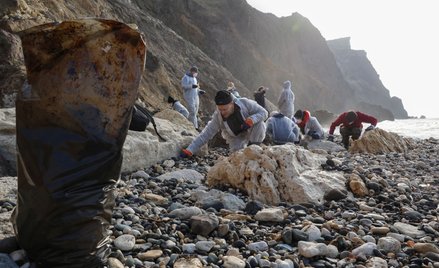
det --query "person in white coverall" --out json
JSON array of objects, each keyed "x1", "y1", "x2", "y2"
[
  {"x1": 181, "y1": 66, "x2": 205, "y2": 129},
  {"x1": 180, "y1": 90, "x2": 268, "y2": 157},
  {"x1": 277, "y1": 80, "x2": 295, "y2": 119},
  {"x1": 168, "y1": 96, "x2": 189, "y2": 118}
]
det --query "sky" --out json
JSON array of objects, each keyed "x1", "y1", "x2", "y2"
[{"x1": 246, "y1": 0, "x2": 438, "y2": 118}]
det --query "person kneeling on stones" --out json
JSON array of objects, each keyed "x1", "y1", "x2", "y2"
[
  {"x1": 180, "y1": 90, "x2": 268, "y2": 157},
  {"x1": 293, "y1": 109, "x2": 324, "y2": 140},
  {"x1": 266, "y1": 111, "x2": 300, "y2": 145},
  {"x1": 328, "y1": 110, "x2": 377, "y2": 149},
  {"x1": 168, "y1": 96, "x2": 189, "y2": 119}
]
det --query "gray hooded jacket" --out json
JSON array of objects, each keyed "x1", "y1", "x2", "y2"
[
  {"x1": 266, "y1": 113, "x2": 299, "y2": 144},
  {"x1": 187, "y1": 98, "x2": 268, "y2": 153}
]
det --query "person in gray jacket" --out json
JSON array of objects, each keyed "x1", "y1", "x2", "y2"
[
  {"x1": 168, "y1": 96, "x2": 189, "y2": 118},
  {"x1": 266, "y1": 111, "x2": 300, "y2": 144},
  {"x1": 277, "y1": 80, "x2": 295, "y2": 119},
  {"x1": 181, "y1": 90, "x2": 268, "y2": 156},
  {"x1": 181, "y1": 66, "x2": 205, "y2": 129},
  {"x1": 294, "y1": 110, "x2": 324, "y2": 139}
]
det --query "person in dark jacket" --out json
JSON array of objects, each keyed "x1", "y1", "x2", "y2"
[
  {"x1": 254, "y1": 86, "x2": 268, "y2": 109},
  {"x1": 328, "y1": 111, "x2": 377, "y2": 149}
]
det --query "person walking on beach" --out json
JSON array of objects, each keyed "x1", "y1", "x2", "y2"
[
  {"x1": 277, "y1": 80, "x2": 295, "y2": 119},
  {"x1": 180, "y1": 90, "x2": 268, "y2": 157},
  {"x1": 266, "y1": 111, "x2": 300, "y2": 144},
  {"x1": 328, "y1": 110, "x2": 377, "y2": 149},
  {"x1": 254, "y1": 86, "x2": 268, "y2": 109},
  {"x1": 168, "y1": 96, "x2": 189, "y2": 118},
  {"x1": 181, "y1": 66, "x2": 204, "y2": 130},
  {"x1": 293, "y1": 110, "x2": 324, "y2": 140}
]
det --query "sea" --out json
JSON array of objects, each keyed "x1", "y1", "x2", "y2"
[
  {"x1": 377, "y1": 118, "x2": 439, "y2": 140},
  {"x1": 322, "y1": 118, "x2": 439, "y2": 140}
]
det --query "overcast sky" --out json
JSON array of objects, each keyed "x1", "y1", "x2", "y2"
[{"x1": 247, "y1": 0, "x2": 438, "y2": 118}]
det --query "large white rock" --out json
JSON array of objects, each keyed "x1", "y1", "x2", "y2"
[
  {"x1": 122, "y1": 109, "x2": 198, "y2": 173},
  {"x1": 207, "y1": 145, "x2": 346, "y2": 205}
]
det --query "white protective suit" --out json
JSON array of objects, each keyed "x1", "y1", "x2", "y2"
[
  {"x1": 172, "y1": 100, "x2": 189, "y2": 118},
  {"x1": 187, "y1": 98, "x2": 268, "y2": 153},
  {"x1": 277, "y1": 80, "x2": 295, "y2": 119},
  {"x1": 181, "y1": 72, "x2": 200, "y2": 128}
]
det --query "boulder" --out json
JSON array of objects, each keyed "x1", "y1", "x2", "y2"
[
  {"x1": 0, "y1": 30, "x2": 25, "y2": 108},
  {"x1": 121, "y1": 109, "x2": 199, "y2": 173},
  {"x1": 349, "y1": 128, "x2": 414, "y2": 154},
  {"x1": 0, "y1": 108, "x2": 17, "y2": 176},
  {"x1": 207, "y1": 145, "x2": 346, "y2": 205}
]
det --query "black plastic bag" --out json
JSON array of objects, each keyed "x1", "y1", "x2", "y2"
[{"x1": 12, "y1": 19, "x2": 146, "y2": 267}]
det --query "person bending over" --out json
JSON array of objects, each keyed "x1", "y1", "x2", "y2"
[
  {"x1": 181, "y1": 90, "x2": 268, "y2": 157},
  {"x1": 293, "y1": 110, "x2": 324, "y2": 140},
  {"x1": 328, "y1": 111, "x2": 377, "y2": 149},
  {"x1": 168, "y1": 96, "x2": 189, "y2": 118},
  {"x1": 266, "y1": 111, "x2": 300, "y2": 145}
]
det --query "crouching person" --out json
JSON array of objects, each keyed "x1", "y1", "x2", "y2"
[
  {"x1": 181, "y1": 90, "x2": 268, "y2": 157},
  {"x1": 294, "y1": 110, "x2": 324, "y2": 140},
  {"x1": 328, "y1": 110, "x2": 377, "y2": 149},
  {"x1": 266, "y1": 111, "x2": 300, "y2": 145}
]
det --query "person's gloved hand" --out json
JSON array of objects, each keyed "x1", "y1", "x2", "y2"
[
  {"x1": 192, "y1": 84, "x2": 199, "y2": 88},
  {"x1": 327, "y1": 135, "x2": 334, "y2": 142},
  {"x1": 198, "y1": 90, "x2": 206, "y2": 95},
  {"x1": 309, "y1": 132, "x2": 320, "y2": 139},
  {"x1": 241, "y1": 118, "x2": 254, "y2": 130},
  {"x1": 180, "y1": 148, "x2": 193, "y2": 158},
  {"x1": 365, "y1": 125, "x2": 375, "y2": 132}
]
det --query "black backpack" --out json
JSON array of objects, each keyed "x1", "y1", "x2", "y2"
[{"x1": 129, "y1": 104, "x2": 167, "y2": 141}]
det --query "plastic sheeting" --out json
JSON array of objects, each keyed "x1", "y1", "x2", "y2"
[{"x1": 11, "y1": 19, "x2": 146, "y2": 267}]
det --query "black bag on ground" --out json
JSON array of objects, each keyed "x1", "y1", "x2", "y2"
[
  {"x1": 12, "y1": 19, "x2": 146, "y2": 267},
  {"x1": 129, "y1": 105, "x2": 150, "y2": 131},
  {"x1": 129, "y1": 103, "x2": 167, "y2": 141}
]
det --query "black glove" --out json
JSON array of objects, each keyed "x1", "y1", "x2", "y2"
[
  {"x1": 192, "y1": 84, "x2": 198, "y2": 88},
  {"x1": 198, "y1": 90, "x2": 206, "y2": 95},
  {"x1": 365, "y1": 125, "x2": 375, "y2": 132},
  {"x1": 327, "y1": 135, "x2": 334, "y2": 142}
]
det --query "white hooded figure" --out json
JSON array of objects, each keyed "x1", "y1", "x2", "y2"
[
  {"x1": 277, "y1": 80, "x2": 295, "y2": 119},
  {"x1": 182, "y1": 90, "x2": 268, "y2": 156},
  {"x1": 181, "y1": 66, "x2": 201, "y2": 129}
]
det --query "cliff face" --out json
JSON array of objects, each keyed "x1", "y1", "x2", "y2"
[
  {"x1": 0, "y1": 0, "x2": 408, "y2": 120},
  {"x1": 327, "y1": 38, "x2": 408, "y2": 119},
  {"x1": 140, "y1": 0, "x2": 354, "y2": 113}
]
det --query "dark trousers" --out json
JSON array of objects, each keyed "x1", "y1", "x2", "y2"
[{"x1": 340, "y1": 127, "x2": 362, "y2": 149}]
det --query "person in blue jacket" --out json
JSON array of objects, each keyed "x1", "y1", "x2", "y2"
[
  {"x1": 181, "y1": 90, "x2": 268, "y2": 156},
  {"x1": 266, "y1": 111, "x2": 300, "y2": 144},
  {"x1": 181, "y1": 66, "x2": 205, "y2": 129}
]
